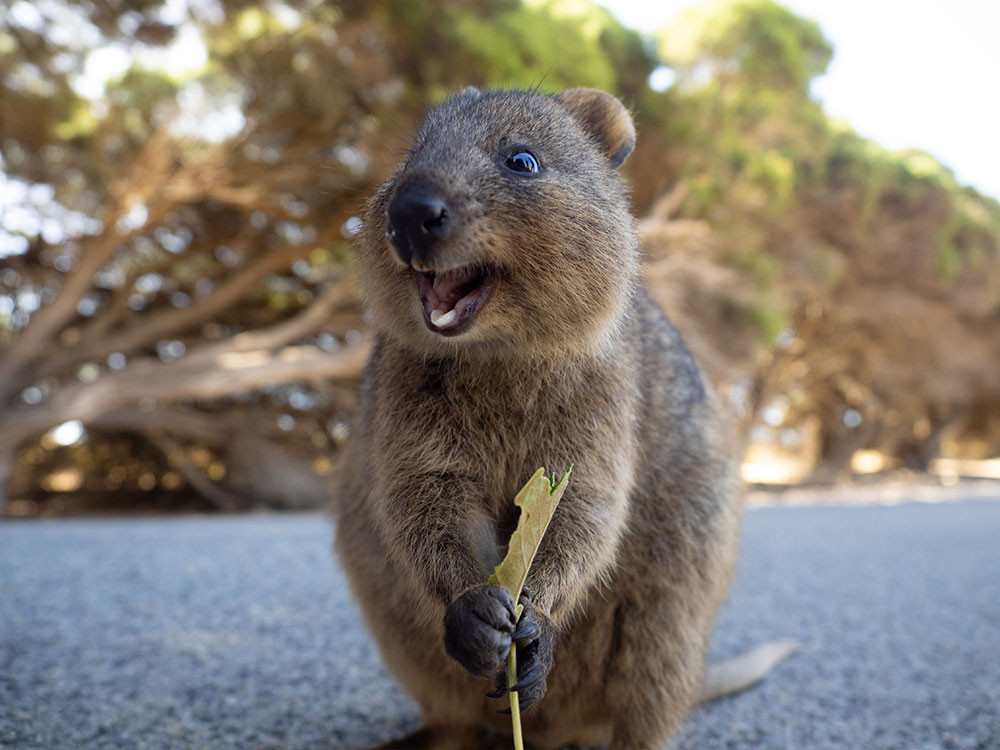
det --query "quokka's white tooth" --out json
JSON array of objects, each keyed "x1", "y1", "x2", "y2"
[{"x1": 431, "y1": 308, "x2": 458, "y2": 327}]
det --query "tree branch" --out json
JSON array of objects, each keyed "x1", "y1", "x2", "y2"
[
  {"x1": 144, "y1": 432, "x2": 242, "y2": 512},
  {"x1": 37, "y1": 242, "x2": 315, "y2": 380},
  {"x1": 0, "y1": 338, "x2": 370, "y2": 454},
  {"x1": 0, "y1": 208, "x2": 137, "y2": 393}
]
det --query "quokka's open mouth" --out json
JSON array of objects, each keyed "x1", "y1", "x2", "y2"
[{"x1": 415, "y1": 265, "x2": 499, "y2": 336}]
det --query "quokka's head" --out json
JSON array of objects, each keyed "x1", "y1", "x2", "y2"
[{"x1": 357, "y1": 87, "x2": 640, "y2": 360}]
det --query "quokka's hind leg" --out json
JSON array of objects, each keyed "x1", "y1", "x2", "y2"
[{"x1": 603, "y1": 595, "x2": 710, "y2": 750}]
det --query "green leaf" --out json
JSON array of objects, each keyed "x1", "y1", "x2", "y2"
[
  {"x1": 487, "y1": 465, "x2": 571, "y2": 750},
  {"x1": 489, "y1": 465, "x2": 572, "y2": 608}
]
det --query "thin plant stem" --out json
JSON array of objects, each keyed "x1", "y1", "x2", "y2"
[{"x1": 507, "y1": 635, "x2": 523, "y2": 750}]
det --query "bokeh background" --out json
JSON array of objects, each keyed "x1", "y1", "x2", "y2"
[{"x1": 2, "y1": 0, "x2": 999, "y2": 517}]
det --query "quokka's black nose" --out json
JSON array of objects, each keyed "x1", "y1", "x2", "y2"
[{"x1": 386, "y1": 180, "x2": 450, "y2": 267}]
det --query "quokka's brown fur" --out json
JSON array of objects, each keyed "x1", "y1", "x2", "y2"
[{"x1": 333, "y1": 87, "x2": 743, "y2": 749}]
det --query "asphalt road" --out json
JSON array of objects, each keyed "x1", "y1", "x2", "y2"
[{"x1": 2, "y1": 495, "x2": 999, "y2": 749}]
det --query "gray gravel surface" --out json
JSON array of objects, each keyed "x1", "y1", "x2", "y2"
[{"x1": 2, "y1": 496, "x2": 999, "y2": 749}]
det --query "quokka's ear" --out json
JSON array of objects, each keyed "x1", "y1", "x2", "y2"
[{"x1": 555, "y1": 88, "x2": 636, "y2": 168}]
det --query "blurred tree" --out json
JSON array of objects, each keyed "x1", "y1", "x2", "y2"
[
  {"x1": 0, "y1": 0, "x2": 654, "y2": 513},
  {"x1": 1, "y1": 0, "x2": 998, "y2": 512},
  {"x1": 0, "y1": 1, "x2": 396, "y2": 512},
  {"x1": 639, "y1": 0, "x2": 1000, "y2": 482},
  {"x1": 660, "y1": 0, "x2": 832, "y2": 93}
]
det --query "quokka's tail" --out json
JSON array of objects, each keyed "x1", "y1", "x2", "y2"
[{"x1": 699, "y1": 639, "x2": 799, "y2": 703}]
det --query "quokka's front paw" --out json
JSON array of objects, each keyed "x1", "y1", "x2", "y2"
[
  {"x1": 443, "y1": 584, "x2": 517, "y2": 677},
  {"x1": 486, "y1": 587, "x2": 556, "y2": 711}
]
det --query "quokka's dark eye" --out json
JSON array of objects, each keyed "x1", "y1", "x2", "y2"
[{"x1": 505, "y1": 150, "x2": 540, "y2": 174}]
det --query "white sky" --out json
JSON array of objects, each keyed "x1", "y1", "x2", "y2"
[{"x1": 605, "y1": 0, "x2": 1000, "y2": 202}]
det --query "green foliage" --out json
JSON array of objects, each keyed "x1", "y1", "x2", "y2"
[
  {"x1": 432, "y1": 0, "x2": 652, "y2": 96},
  {"x1": 659, "y1": 0, "x2": 832, "y2": 93},
  {"x1": 819, "y1": 127, "x2": 1000, "y2": 280},
  {"x1": 723, "y1": 248, "x2": 788, "y2": 344},
  {"x1": 647, "y1": 0, "x2": 999, "y2": 292}
]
